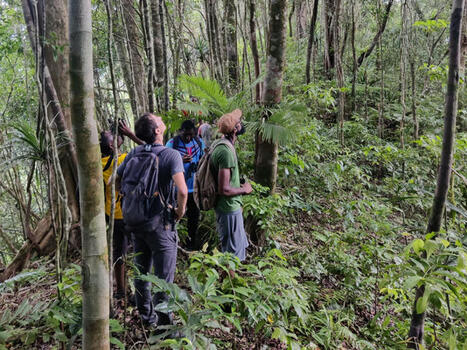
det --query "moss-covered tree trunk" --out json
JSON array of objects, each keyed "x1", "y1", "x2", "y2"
[
  {"x1": 254, "y1": 0, "x2": 287, "y2": 193},
  {"x1": 69, "y1": 0, "x2": 109, "y2": 347},
  {"x1": 408, "y1": 0, "x2": 464, "y2": 347}
]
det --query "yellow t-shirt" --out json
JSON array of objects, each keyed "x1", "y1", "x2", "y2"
[{"x1": 102, "y1": 153, "x2": 127, "y2": 219}]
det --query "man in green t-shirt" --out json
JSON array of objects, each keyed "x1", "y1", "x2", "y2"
[{"x1": 210, "y1": 109, "x2": 252, "y2": 261}]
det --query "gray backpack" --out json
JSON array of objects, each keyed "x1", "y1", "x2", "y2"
[{"x1": 193, "y1": 139, "x2": 236, "y2": 211}]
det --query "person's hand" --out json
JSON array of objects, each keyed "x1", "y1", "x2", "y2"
[
  {"x1": 241, "y1": 182, "x2": 253, "y2": 195},
  {"x1": 182, "y1": 154, "x2": 192, "y2": 163},
  {"x1": 118, "y1": 120, "x2": 132, "y2": 137},
  {"x1": 175, "y1": 206, "x2": 186, "y2": 221}
]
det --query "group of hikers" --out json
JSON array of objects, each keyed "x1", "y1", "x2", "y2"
[{"x1": 100, "y1": 109, "x2": 252, "y2": 331}]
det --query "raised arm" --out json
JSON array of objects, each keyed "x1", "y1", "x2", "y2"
[{"x1": 119, "y1": 120, "x2": 144, "y2": 145}]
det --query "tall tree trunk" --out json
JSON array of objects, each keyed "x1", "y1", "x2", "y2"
[
  {"x1": 377, "y1": 0, "x2": 385, "y2": 139},
  {"x1": 408, "y1": 1, "x2": 464, "y2": 347},
  {"x1": 151, "y1": 0, "x2": 165, "y2": 90},
  {"x1": 288, "y1": 0, "x2": 294, "y2": 37},
  {"x1": 142, "y1": 0, "x2": 155, "y2": 112},
  {"x1": 333, "y1": 0, "x2": 344, "y2": 145},
  {"x1": 305, "y1": 0, "x2": 319, "y2": 84},
  {"x1": 249, "y1": 0, "x2": 262, "y2": 103},
  {"x1": 322, "y1": 0, "x2": 335, "y2": 78},
  {"x1": 69, "y1": 0, "x2": 109, "y2": 348},
  {"x1": 295, "y1": 0, "x2": 307, "y2": 39},
  {"x1": 350, "y1": 0, "x2": 357, "y2": 112},
  {"x1": 357, "y1": 0, "x2": 393, "y2": 67},
  {"x1": 120, "y1": 0, "x2": 148, "y2": 117},
  {"x1": 4, "y1": 0, "x2": 81, "y2": 282},
  {"x1": 460, "y1": 3, "x2": 467, "y2": 131},
  {"x1": 35, "y1": 0, "x2": 80, "y2": 223},
  {"x1": 225, "y1": 0, "x2": 239, "y2": 92},
  {"x1": 254, "y1": 0, "x2": 287, "y2": 193},
  {"x1": 400, "y1": 0, "x2": 408, "y2": 152},
  {"x1": 160, "y1": 0, "x2": 170, "y2": 111}
]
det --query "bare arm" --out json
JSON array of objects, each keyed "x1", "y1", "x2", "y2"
[
  {"x1": 172, "y1": 171, "x2": 188, "y2": 220},
  {"x1": 218, "y1": 168, "x2": 252, "y2": 196},
  {"x1": 119, "y1": 121, "x2": 144, "y2": 145}
]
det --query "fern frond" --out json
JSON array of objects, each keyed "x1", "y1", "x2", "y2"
[
  {"x1": 179, "y1": 75, "x2": 229, "y2": 114},
  {"x1": 177, "y1": 101, "x2": 210, "y2": 117},
  {"x1": 247, "y1": 103, "x2": 308, "y2": 145}
]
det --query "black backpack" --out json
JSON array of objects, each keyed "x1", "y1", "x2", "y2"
[{"x1": 119, "y1": 144, "x2": 172, "y2": 230}]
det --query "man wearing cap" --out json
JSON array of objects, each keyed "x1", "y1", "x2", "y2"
[{"x1": 210, "y1": 109, "x2": 252, "y2": 261}]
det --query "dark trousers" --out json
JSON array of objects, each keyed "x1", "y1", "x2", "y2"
[
  {"x1": 186, "y1": 192, "x2": 201, "y2": 250},
  {"x1": 113, "y1": 219, "x2": 129, "y2": 266},
  {"x1": 133, "y1": 217, "x2": 178, "y2": 325}
]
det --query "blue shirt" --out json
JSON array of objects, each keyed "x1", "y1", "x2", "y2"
[{"x1": 166, "y1": 136, "x2": 205, "y2": 193}]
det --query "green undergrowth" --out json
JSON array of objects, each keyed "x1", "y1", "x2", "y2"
[{"x1": 1, "y1": 115, "x2": 466, "y2": 349}]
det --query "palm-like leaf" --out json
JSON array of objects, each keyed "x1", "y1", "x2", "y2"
[
  {"x1": 247, "y1": 103, "x2": 308, "y2": 146},
  {"x1": 178, "y1": 75, "x2": 229, "y2": 116},
  {"x1": 10, "y1": 121, "x2": 46, "y2": 162}
]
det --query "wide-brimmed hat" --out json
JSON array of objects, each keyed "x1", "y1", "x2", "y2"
[{"x1": 217, "y1": 109, "x2": 242, "y2": 134}]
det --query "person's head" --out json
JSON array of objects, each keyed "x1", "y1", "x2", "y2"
[
  {"x1": 217, "y1": 109, "x2": 244, "y2": 139},
  {"x1": 100, "y1": 131, "x2": 123, "y2": 157},
  {"x1": 179, "y1": 120, "x2": 196, "y2": 143},
  {"x1": 135, "y1": 113, "x2": 166, "y2": 144}
]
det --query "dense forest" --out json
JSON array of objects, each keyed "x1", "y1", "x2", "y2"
[{"x1": 0, "y1": 0, "x2": 466, "y2": 349}]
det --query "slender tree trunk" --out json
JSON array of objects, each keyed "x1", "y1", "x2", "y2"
[
  {"x1": 305, "y1": 0, "x2": 319, "y2": 84},
  {"x1": 225, "y1": 0, "x2": 239, "y2": 92},
  {"x1": 70, "y1": 0, "x2": 109, "y2": 348},
  {"x1": 322, "y1": 0, "x2": 335, "y2": 78},
  {"x1": 249, "y1": 0, "x2": 262, "y2": 103},
  {"x1": 357, "y1": 0, "x2": 394, "y2": 67},
  {"x1": 254, "y1": 0, "x2": 287, "y2": 193},
  {"x1": 288, "y1": 0, "x2": 294, "y2": 37},
  {"x1": 350, "y1": 0, "x2": 357, "y2": 112},
  {"x1": 377, "y1": 0, "x2": 385, "y2": 139},
  {"x1": 333, "y1": 0, "x2": 344, "y2": 145},
  {"x1": 408, "y1": 1, "x2": 464, "y2": 347},
  {"x1": 120, "y1": 0, "x2": 148, "y2": 117},
  {"x1": 460, "y1": 3, "x2": 467, "y2": 131},
  {"x1": 104, "y1": 0, "x2": 119, "y2": 312},
  {"x1": 142, "y1": 0, "x2": 155, "y2": 112},
  {"x1": 400, "y1": 1, "x2": 408, "y2": 152},
  {"x1": 151, "y1": 0, "x2": 164, "y2": 90},
  {"x1": 160, "y1": 0, "x2": 170, "y2": 111}
]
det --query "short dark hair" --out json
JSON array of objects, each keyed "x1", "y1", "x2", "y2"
[
  {"x1": 180, "y1": 120, "x2": 196, "y2": 131},
  {"x1": 100, "y1": 131, "x2": 113, "y2": 157},
  {"x1": 135, "y1": 113, "x2": 158, "y2": 144}
]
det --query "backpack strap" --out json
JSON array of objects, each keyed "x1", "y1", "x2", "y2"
[
  {"x1": 102, "y1": 155, "x2": 113, "y2": 172},
  {"x1": 212, "y1": 138, "x2": 237, "y2": 163},
  {"x1": 194, "y1": 136, "x2": 203, "y2": 155}
]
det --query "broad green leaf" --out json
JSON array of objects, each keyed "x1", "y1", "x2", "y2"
[
  {"x1": 110, "y1": 337, "x2": 125, "y2": 350},
  {"x1": 404, "y1": 275, "x2": 422, "y2": 290},
  {"x1": 416, "y1": 288, "x2": 430, "y2": 314},
  {"x1": 424, "y1": 240, "x2": 438, "y2": 259},
  {"x1": 412, "y1": 239, "x2": 424, "y2": 255}
]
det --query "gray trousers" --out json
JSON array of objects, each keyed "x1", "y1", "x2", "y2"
[
  {"x1": 216, "y1": 209, "x2": 249, "y2": 262},
  {"x1": 133, "y1": 217, "x2": 178, "y2": 325}
]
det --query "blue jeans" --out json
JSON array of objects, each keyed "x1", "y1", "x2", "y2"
[{"x1": 133, "y1": 216, "x2": 178, "y2": 325}]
